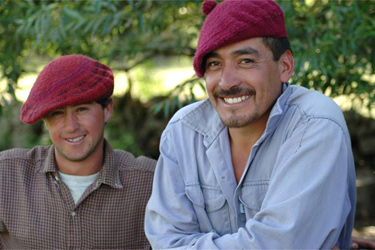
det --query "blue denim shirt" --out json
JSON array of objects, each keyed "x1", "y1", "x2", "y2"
[{"x1": 145, "y1": 84, "x2": 356, "y2": 249}]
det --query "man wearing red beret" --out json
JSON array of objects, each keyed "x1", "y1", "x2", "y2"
[
  {"x1": 145, "y1": 0, "x2": 357, "y2": 249},
  {"x1": 0, "y1": 55, "x2": 155, "y2": 249}
]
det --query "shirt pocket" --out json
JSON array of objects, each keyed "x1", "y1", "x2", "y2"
[
  {"x1": 239, "y1": 181, "x2": 269, "y2": 219},
  {"x1": 186, "y1": 184, "x2": 231, "y2": 235},
  {"x1": 202, "y1": 185, "x2": 231, "y2": 235}
]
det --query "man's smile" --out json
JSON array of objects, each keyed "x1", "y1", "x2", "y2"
[
  {"x1": 65, "y1": 135, "x2": 85, "y2": 143},
  {"x1": 223, "y1": 95, "x2": 251, "y2": 104}
]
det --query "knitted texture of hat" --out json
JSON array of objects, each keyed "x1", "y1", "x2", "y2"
[
  {"x1": 193, "y1": 0, "x2": 288, "y2": 78},
  {"x1": 20, "y1": 54, "x2": 114, "y2": 124}
]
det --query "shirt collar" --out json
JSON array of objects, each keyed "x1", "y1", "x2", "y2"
[
  {"x1": 181, "y1": 83, "x2": 292, "y2": 147},
  {"x1": 38, "y1": 139, "x2": 123, "y2": 189},
  {"x1": 258, "y1": 82, "x2": 291, "y2": 143},
  {"x1": 100, "y1": 140, "x2": 123, "y2": 188},
  {"x1": 38, "y1": 145, "x2": 57, "y2": 174}
]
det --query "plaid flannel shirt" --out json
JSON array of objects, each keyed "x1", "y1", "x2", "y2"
[{"x1": 0, "y1": 140, "x2": 155, "y2": 249}]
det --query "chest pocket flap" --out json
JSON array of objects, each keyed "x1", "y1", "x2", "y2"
[
  {"x1": 239, "y1": 181, "x2": 269, "y2": 218},
  {"x1": 186, "y1": 184, "x2": 230, "y2": 235}
]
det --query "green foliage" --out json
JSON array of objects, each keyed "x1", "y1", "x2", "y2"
[
  {"x1": 0, "y1": 0, "x2": 375, "y2": 152},
  {"x1": 0, "y1": 100, "x2": 44, "y2": 151},
  {"x1": 0, "y1": 0, "x2": 203, "y2": 151},
  {"x1": 104, "y1": 125, "x2": 143, "y2": 157},
  {"x1": 3, "y1": 0, "x2": 201, "y2": 65},
  {"x1": 280, "y1": 0, "x2": 375, "y2": 109},
  {"x1": 0, "y1": 0, "x2": 27, "y2": 116},
  {"x1": 151, "y1": 76, "x2": 206, "y2": 118},
  {"x1": 133, "y1": 59, "x2": 165, "y2": 101}
]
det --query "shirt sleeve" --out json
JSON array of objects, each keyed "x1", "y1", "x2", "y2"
[
  {"x1": 145, "y1": 128, "x2": 208, "y2": 248},
  {"x1": 145, "y1": 117, "x2": 354, "y2": 249}
]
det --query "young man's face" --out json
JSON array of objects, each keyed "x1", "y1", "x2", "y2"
[
  {"x1": 204, "y1": 37, "x2": 294, "y2": 130},
  {"x1": 44, "y1": 101, "x2": 113, "y2": 172}
]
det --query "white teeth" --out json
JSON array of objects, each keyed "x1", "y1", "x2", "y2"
[
  {"x1": 224, "y1": 95, "x2": 250, "y2": 104},
  {"x1": 67, "y1": 136, "x2": 84, "y2": 143}
]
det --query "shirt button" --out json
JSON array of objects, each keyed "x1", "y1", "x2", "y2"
[
  {"x1": 71, "y1": 211, "x2": 76, "y2": 217},
  {"x1": 240, "y1": 203, "x2": 245, "y2": 214}
]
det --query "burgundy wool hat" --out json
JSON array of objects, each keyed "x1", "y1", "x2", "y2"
[
  {"x1": 193, "y1": 0, "x2": 288, "y2": 78},
  {"x1": 20, "y1": 54, "x2": 114, "y2": 124}
]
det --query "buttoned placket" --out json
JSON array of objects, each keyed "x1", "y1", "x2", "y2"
[
  {"x1": 52, "y1": 172, "x2": 82, "y2": 249},
  {"x1": 233, "y1": 94, "x2": 286, "y2": 230},
  {"x1": 234, "y1": 141, "x2": 262, "y2": 229},
  {"x1": 76, "y1": 176, "x2": 102, "y2": 205},
  {"x1": 206, "y1": 128, "x2": 239, "y2": 233}
]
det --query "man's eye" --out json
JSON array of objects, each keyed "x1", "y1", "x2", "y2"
[
  {"x1": 77, "y1": 107, "x2": 88, "y2": 112},
  {"x1": 46, "y1": 110, "x2": 63, "y2": 118},
  {"x1": 207, "y1": 61, "x2": 220, "y2": 68},
  {"x1": 240, "y1": 59, "x2": 254, "y2": 64}
]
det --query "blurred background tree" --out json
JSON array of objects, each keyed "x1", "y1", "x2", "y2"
[
  {"x1": 0, "y1": 0, "x2": 204, "y2": 155},
  {"x1": 0, "y1": 0, "x2": 374, "y2": 157},
  {"x1": 1, "y1": 0, "x2": 375, "y2": 237}
]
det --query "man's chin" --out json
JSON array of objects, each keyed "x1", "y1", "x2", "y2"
[
  {"x1": 219, "y1": 113, "x2": 256, "y2": 128},
  {"x1": 57, "y1": 149, "x2": 90, "y2": 163}
]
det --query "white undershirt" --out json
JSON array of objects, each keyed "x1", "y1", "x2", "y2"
[{"x1": 58, "y1": 171, "x2": 99, "y2": 204}]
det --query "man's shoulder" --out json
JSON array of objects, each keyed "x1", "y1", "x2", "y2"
[
  {"x1": 167, "y1": 99, "x2": 223, "y2": 136},
  {"x1": 288, "y1": 85, "x2": 344, "y2": 120},
  {"x1": 113, "y1": 149, "x2": 156, "y2": 174},
  {"x1": 169, "y1": 99, "x2": 211, "y2": 124},
  {"x1": 0, "y1": 146, "x2": 51, "y2": 164},
  {"x1": 0, "y1": 146, "x2": 51, "y2": 177}
]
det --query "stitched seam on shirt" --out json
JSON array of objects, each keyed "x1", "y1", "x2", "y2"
[
  {"x1": 305, "y1": 116, "x2": 347, "y2": 137},
  {"x1": 294, "y1": 116, "x2": 348, "y2": 154},
  {"x1": 287, "y1": 100, "x2": 348, "y2": 146},
  {"x1": 242, "y1": 181, "x2": 270, "y2": 186},
  {"x1": 287, "y1": 95, "x2": 346, "y2": 130},
  {"x1": 165, "y1": 128, "x2": 186, "y2": 187}
]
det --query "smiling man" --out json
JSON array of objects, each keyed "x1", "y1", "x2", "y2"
[
  {"x1": 0, "y1": 55, "x2": 155, "y2": 249},
  {"x1": 144, "y1": 0, "x2": 356, "y2": 249}
]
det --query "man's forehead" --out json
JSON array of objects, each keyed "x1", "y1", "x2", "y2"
[
  {"x1": 207, "y1": 38, "x2": 268, "y2": 58},
  {"x1": 48, "y1": 102, "x2": 95, "y2": 111}
]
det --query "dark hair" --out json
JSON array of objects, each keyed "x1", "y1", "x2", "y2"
[
  {"x1": 96, "y1": 97, "x2": 112, "y2": 108},
  {"x1": 262, "y1": 37, "x2": 292, "y2": 61}
]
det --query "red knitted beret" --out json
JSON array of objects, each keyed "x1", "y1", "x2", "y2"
[
  {"x1": 193, "y1": 0, "x2": 288, "y2": 78},
  {"x1": 20, "y1": 54, "x2": 114, "y2": 124}
]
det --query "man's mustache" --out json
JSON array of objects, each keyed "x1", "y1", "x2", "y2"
[{"x1": 213, "y1": 86, "x2": 255, "y2": 98}]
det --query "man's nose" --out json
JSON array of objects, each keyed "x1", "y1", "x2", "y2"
[
  {"x1": 64, "y1": 112, "x2": 79, "y2": 132},
  {"x1": 218, "y1": 63, "x2": 241, "y2": 90}
]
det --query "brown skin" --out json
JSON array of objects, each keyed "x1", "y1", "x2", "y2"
[
  {"x1": 44, "y1": 100, "x2": 113, "y2": 175},
  {"x1": 204, "y1": 37, "x2": 294, "y2": 183}
]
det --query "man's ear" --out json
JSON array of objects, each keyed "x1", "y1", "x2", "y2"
[
  {"x1": 278, "y1": 50, "x2": 294, "y2": 83},
  {"x1": 104, "y1": 98, "x2": 114, "y2": 123}
]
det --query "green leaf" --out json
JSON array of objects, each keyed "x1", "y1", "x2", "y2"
[
  {"x1": 63, "y1": 6, "x2": 83, "y2": 20},
  {"x1": 163, "y1": 99, "x2": 170, "y2": 118},
  {"x1": 127, "y1": 0, "x2": 134, "y2": 9},
  {"x1": 137, "y1": 12, "x2": 144, "y2": 31}
]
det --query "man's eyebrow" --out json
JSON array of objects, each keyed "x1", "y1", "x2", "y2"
[
  {"x1": 204, "y1": 47, "x2": 260, "y2": 64},
  {"x1": 205, "y1": 51, "x2": 220, "y2": 60},
  {"x1": 231, "y1": 47, "x2": 259, "y2": 57},
  {"x1": 205, "y1": 47, "x2": 260, "y2": 60}
]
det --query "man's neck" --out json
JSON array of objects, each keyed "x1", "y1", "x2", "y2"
[
  {"x1": 229, "y1": 118, "x2": 268, "y2": 183},
  {"x1": 57, "y1": 162, "x2": 103, "y2": 176}
]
